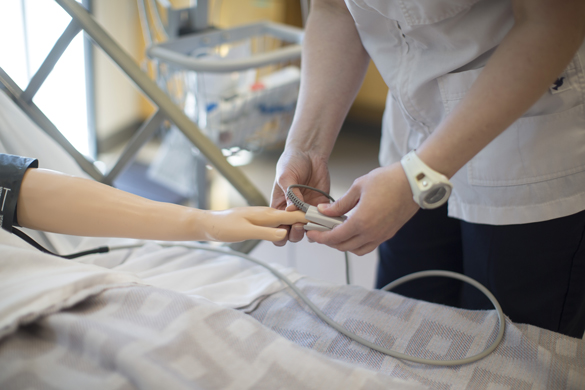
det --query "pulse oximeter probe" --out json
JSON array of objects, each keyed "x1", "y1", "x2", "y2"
[{"x1": 286, "y1": 184, "x2": 347, "y2": 232}]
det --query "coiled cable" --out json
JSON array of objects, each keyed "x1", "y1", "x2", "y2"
[{"x1": 110, "y1": 242, "x2": 506, "y2": 366}]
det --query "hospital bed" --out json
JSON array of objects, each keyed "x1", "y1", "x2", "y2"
[{"x1": 0, "y1": 1, "x2": 584, "y2": 389}]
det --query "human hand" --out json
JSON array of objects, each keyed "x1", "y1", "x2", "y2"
[
  {"x1": 271, "y1": 148, "x2": 331, "y2": 245},
  {"x1": 306, "y1": 162, "x2": 419, "y2": 255},
  {"x1": 203, "y1": 207, "x2": 308, "y2": 243}
]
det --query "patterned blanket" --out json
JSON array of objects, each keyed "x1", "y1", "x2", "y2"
[
  {"x1": 248, "y1": 278, "x2": 585, "y2": 390},
  {"x1": 1, "y1": 257, "x2": 582, "y2": 389},
  {"x1": 0, "y1": 284, "x2": 423, "y2": 390},
  {"x1": 0, "y1": 242, "x2": 419, "y2": 389}
]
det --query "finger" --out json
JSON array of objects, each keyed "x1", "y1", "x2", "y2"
[
  {"x1": 273, "y1": 228, "x2": 288, "y2": 242},
  {"x1": 306, "y1": 227, "x2": 374, "y2": 254},
  {"x1": 333, "y1": 234, "x2": 371, "y2": 253},
  {"x1": 317, "y1": 186, "x2": 360, "y2": 217},
  {"x1": 272, "y1": 224, "x2": 290, "y2": 246},
  {"x1": 250, "y1": 226, "x2": 289, "y2": 242},
  {"x1": 351, "y1": 242, "x2": 379, "y2": 256},
  {"x1": 288, "y1": 222, "x2": 306, "y2": 243},
  {"x1": 306, "y1": 213, "x2": 360, "y2": 247},
  {"x1": 244, "y1": 207, "x2": 306, "y2": 227},
  {"x1": 267, "y1": 210, "x2": 308, "y2": 226},
  {"x1": 306, "y1": 226, "x2": 360, "y2": 248}
]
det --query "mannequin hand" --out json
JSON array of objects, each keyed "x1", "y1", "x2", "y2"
[
  {"x1": 271, "y1": 148, "x2": 331, "y2": 245},
  {"x1": 204, "y1": 207, "x2": 308, "y2": 243},
  {"x1": 306, "y1": 163, "x2": 419, "y2": 255}
]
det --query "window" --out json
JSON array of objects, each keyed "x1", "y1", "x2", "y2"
[{"x1": 0, "y1": 0, "x2": 93, "y2": 157}]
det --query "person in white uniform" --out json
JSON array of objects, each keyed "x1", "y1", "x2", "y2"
[{"x1": 271, "y1": 0, "x2": 585, "y2": 337}]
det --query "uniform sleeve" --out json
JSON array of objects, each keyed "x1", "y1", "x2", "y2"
[{"x1": 0, "y1": 153, "x2": 39, "y2": 232}]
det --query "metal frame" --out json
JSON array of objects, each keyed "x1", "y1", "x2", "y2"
[
  {"x1": 147, "y1": 22, "x2": 303, "y2": 73},
  {"x1": 0, "y1": 0, "x2": 275, "y2": 253}
]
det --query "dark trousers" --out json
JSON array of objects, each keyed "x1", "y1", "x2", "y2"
[{"x1": 376, "y1": 205, "x2": 585, "y2": 338}]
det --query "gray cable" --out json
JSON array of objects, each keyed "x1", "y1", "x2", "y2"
[
  {"x1": 381, "y1": 270, "x2": 506, "y2": 365},
  {"x1": 287, "y1": 185, "x2": 350, "y2": 284},
  {"x1": 287, "y1": 184, "x2": 335, "y2": 207},
  {"x1": 344, "y1": 251, "x2": 350, "y2": 285},
  {"x1": 283, "y1": 184, "x2": 505, "y2": 364},
  {"x1": 109, "y1": 242, "x2": 505, "y2": 366}
]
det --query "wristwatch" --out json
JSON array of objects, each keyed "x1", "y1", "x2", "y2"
[{"x1": 400, "y1": 150, "x2": 453, "y2": 209}]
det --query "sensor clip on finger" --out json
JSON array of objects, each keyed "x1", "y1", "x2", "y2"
[{"x1": 286, "y1": 186, "x2": 346, "y2": 231}]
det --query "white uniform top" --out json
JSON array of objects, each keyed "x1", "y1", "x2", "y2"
[{"x1": 345, "y1": 0, "x2": 585, "y2": 225}]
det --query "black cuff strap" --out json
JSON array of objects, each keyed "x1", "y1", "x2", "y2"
[{"x1": 0, "y1": 154, "x2": 38, "y2": 233}]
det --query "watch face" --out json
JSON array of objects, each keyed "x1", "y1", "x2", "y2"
[{"x1": 424, "y1": 186, "x2": 447, "y2": 205}]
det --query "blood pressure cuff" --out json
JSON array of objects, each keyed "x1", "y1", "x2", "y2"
[{"x1": 0, "y1": 154, "x2": 38, "y2": 233}]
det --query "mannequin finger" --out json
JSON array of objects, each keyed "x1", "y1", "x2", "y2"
[
  {"x1": 246, "y1": 209, "x2": 307, "y2": 227},
  {"x1": 250, "y1": 226, "x2": 289, "y2": 242},
  {"x1": 266, "y1": 210, "x2": 308, "y2": 226},
  {"x1": 272, "y1": 224, "x2": 290, "y2": 246}
]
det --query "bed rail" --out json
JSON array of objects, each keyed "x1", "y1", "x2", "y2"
[{"x1": 0, "y1": 66, "x2": 104, "y2": 182}]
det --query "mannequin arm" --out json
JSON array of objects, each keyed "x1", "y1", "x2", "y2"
[{"x1": 16, "y1": 168, "x2": 307, "y2": 242}]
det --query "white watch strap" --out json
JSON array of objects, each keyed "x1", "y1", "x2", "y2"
[{"x1": 400, "y1": 150, "x2": 453, "y2": 209}]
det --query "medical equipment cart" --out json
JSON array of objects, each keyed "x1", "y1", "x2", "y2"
[{"x1": 136, "y1": 0, "x2": 304, "y2": 210}]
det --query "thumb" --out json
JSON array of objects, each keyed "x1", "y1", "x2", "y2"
[{"x1": 317, "y1": 187, "x2": 360, "y2": 217}]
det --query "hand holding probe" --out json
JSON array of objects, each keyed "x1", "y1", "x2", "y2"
[{"x1": 286, "y1": 185, "x2": 346, "y2": 231}]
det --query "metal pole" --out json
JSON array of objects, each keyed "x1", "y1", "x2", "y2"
[
  {"x1": 21, "y1": 20, "x2": 82, "y2": 103},
  {"x1": 0, "y1": 66, "x2": 105, "y2": 181},
  {"x1": 83, "y1": 0, "x2": 97, "y2": 159},
  {"x1": 103, "y1": 110, "x2": 166, "y2": 185}
]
